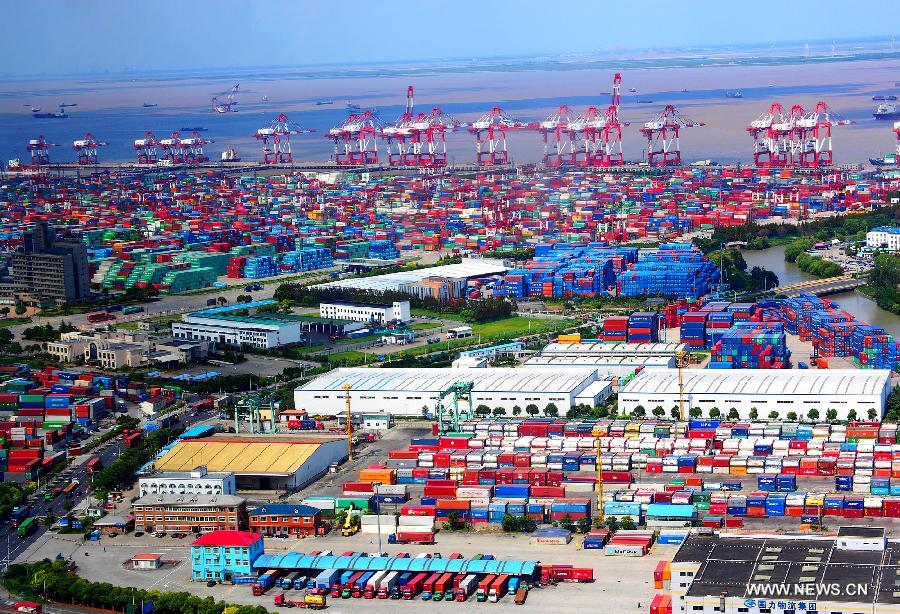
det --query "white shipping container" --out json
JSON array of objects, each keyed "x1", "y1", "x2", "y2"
[{"x1": 398, "y1": 516, "x2": 435, "y2": 528}]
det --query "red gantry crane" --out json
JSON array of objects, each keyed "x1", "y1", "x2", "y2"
[
  {"x1": 212, "y1": 84, "x2": 239, "y2": 113},
  {"x1": 406, "y1": 106, "x2": 463, "y2": 168},
  {"x1": 27, "y1": 135, "x2": 58, "y2": 166},
  {"x1": 180, "y1": 131, "x2": 212, "y2": 164},
  {"x1": 639, "y1": 104, "x2": 704, "y2": 166},
  {"x1": 254, "y1": 113, "x2": 315, "y2": 164},
  {"x1": 535, "y1": 105, "x2": 576, "y2": 166},
  {"x1": 72, "y1": 133, "x2": 108, "y2": 165},
  {"x1": 159, "y1": 131, "x2": 186, "y2": 164},
  {"x1": 382, "y1": 85, "x2": 416, "y2": 166},
  {"x1": 746, "y1": 103, "x2": 784, "y2": 167},
  {"x1": 568, "y1": 73, "x2": 627, "y2": 167},
  {"x1": 134, "y1": 132, "x2": 159, "y2": 164},
  {"x1": 772, "y1": 104, "x2": 805, "y2": 167},
  {"x1": 795, "y1": 101, "x2": 852, "y2": 167},
  {"x1": 327, "y1": 110, "x2": 381, "y2": 165},
  {"x1": 467, "y1": 107, "x2": 528, "y2": 165}
]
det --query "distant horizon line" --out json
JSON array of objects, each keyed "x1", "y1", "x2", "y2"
[{"x1": 1, "y1": 33, "x2": 896, "y2": 82}]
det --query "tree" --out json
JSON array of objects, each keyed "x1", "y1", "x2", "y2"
[
  {"x1": 492, "y1": 407, "x2": 507, "y2": 417},
  {"x1": 768, "y1": 411, "x2": 779, "y2": 420},
  {"x1": 604, "y1": 516, "x2": 620, "y2": 532},
  {"x1": 620, "y1": 516, "x2": 636, "y2": 530},
  {"x1": 558, "y1": 514, "x2": 575, "y2": 533},
  {"x1": 670, "y1": 407, "x2": 681, "y2": 420},
  {"x1": 236, "y1": 294, "x2": 253, "y2": 304},
  {"x1": 652, "y1": 406, "x2": 665, "y2": 418},
  {"x1": 512, "y1": 405, "x2": 522, "y2": 416},
  {"x1": 544, "y1": 403, "x2": 559, "y2": 417},
  {"x1": 807, "y1": 408, "x2": 820, "y2": 421},
  {"x1": 868, "y1": 408, "x2": 878, "y2": 420},
  {"x1": 826, "y1": 408, "x2": 838, "y2": 423},
  {"x1": 749, "y1": 407, "x2": 759, "y2": 421},
  {"x1": 727, "y1": 408, "x2": 739, "y2": 420},
  {"x1": 847, "y1": 409, "x2": 858, "y2": 422},
  {"x1": 446, "y1": 511, "x2": 466, "y2": 531},
  {"x1": 14, "y1": 304, "x2": 26, "y2": 316},
  {"x1": 689, "y1": 407, "x2": 702, "y2": 418},
  {"x1": 709, "y1": 407, "x2": 721, "y2": 418},
  {"x1": 525, "y1": 404, "x2": 539, "y2": 417},
  {"x1": 786, "y1": 411, "x2": 798, "y2": 421},
  {"x1": 475, "y1": 404, "x2": 491, "y2": 418},
  {"x1": 577, "y1": 516, "x2": 592, "y2": 534},
  {"x1": 631, "y1": 406, "x2": 646, "y2": 419}
]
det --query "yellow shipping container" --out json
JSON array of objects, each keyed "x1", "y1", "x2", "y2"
[{"x1": 557, "y1": 333, "x2": 582, "y2": 344}]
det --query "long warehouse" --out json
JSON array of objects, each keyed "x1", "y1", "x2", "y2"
[
  {"x1": 618, "y1": 368, "x2": 891, "y2": 420},
  {"x1": 294, "y1": 367, "x2": 612, "y2": 416}
]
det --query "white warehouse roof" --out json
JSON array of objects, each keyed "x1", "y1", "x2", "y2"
[
  {"x1": 524, "y1": 355, "x2": 676, "y2": 368},
  {"x1": 314, "y1": 259, "x2": 508, "y2": 293},
  {"x1": 539, "y1": 342, "x2": 685, "y2": 356},
  {"x1": 621, "y1": 368, "x2": 891, "y2": 397},
  {"x1": 297, "y1": 367, "x2": 598, "y2": 394}
]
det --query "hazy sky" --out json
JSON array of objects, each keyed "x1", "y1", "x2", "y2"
[{"x1": 2, "y1": 0, "x2": 898, "y2": 77}]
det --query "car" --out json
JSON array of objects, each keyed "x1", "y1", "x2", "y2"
[
  {"x1": 108, "y1": 532, "x2": 118, "y2": 537},
  {"x1": 155, "y1": 532, "x2": 166, "y2": 538},
  {"x1": 206, "y1": 581, "x2": 217, "y2": 587},
  {"x1": 134, "y1": 532, "x2": 144, "y2": 537}
]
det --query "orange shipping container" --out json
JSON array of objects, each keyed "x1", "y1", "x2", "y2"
[
  {"x1": 358, "y1": 469, "x2": 397, "y2": 485},
  {"x1": 435, "y1": 499, "x2": 471, "y2": 511}
]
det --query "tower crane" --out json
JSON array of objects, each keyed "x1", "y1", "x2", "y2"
[
  {"x1": 534, "y1": 105, "x2": 575, "y2": 166},
  {"x1": 382, "y1": 85, "x2": 416, "y2": 166},
  {"x1": 746, "y1": 103, "x2": 783, "y2": 167},
  {"x1": 159, "y1": 131, "x2": 185, "y2": 164},
  {"x1": 327, "y1": 110, "x2": 381, "y2": 165},
  {"x1": 212, "y1": 83, "x2": 239, "y2": 113},
  {"x1": 639, "y1": 105, "x2": 704, "y2": 166},
  {"x1": 134, "y1": 132, "x2": 159, "y2": 164},
  {"x1": 254, "y1": 113, "x2": 315, "y2": 164},
  {"x1": 72, "y1": 133, "x2": 108, "y2": 165},
  {"x1": 180, "y1": 131, "x2": 212, "y2": 164},
  {"x1": 26, "y1": 135, "x2": 58, "y2": 166},
  {"x1": 467, "y1": 106, "x2": 528, "y2": 165}
]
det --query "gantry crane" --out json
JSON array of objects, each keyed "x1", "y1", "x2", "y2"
[
  {"x1": 406, "y1": 106, "x2": 463, "y2": 168},
  {"x1": 72, "y1": 133, "x2": 108, "y2": 165},
  {"x1": 435, "y1": 381, "x2": 474, "y2": 434},
  {"x1": 746, "y1": 103, "x2": 784, "y2": 167},
  {"x1": 134, "y1": 131, "x2": 159, "y2": 164},
  {"x1": 568, "y1": 73, "x2": 627, "y2": 167},
  {"x1": 26, "y1": 135, "x2": 58, "y2": 166},
  {"x1": 327, "y1": 110, "x2": 381, "y2": 165},
  {"x1": 795, "y1": 102, "x2": 852, "y2": 167},
  {"x1": 382, "y1": 85, "x2": 416, "y2": 166},
  {"x1": 254, "y1": 113, "x2": 315, "y2": 164},
  {"x1": 212, "y1": 83, "x2": 239, "y2": 113},
  {"x1": 639, "y1": 105, "x2": 704, "y2": 166},
  {"x1": 159, "y1": 131, "x2": 186, "y2": 164},
  {"x1": 535, "y1": 105, "x2": 576, "y2": 166},
  {"x1": 180, "y1": 131, "x2": 212, "y2": 164},
  {"x1": 467, "y1": 107, "x2": 527, "y2": 165}
]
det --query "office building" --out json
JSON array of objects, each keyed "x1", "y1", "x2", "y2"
[
  {"x1": 138, "y1": 467, "x2": 236, "y2": 497},
  {"x1": 131, "y1": 493, "x2": 247, "y2": 533},
  {"x1": 319, "y1": 300, "x2": 411, "y2": 324},
  {"x1": 6, "y1": 222, "x2": 91, "y2": 305},
  {"x1": 190, "y1": 530, "x2": 264, "y2": 582},
  {"x1": 867, "y1": 226, "x2": 900, "y2": 251},
  {"x1": 248, "y1": 503, "x2": 322, "y2": 537}
]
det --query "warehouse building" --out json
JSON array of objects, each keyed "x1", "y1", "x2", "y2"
[
  {"x1": 294, "y1": 367, "x2": 612, "y2": 416},
  {"x1": 669, "y1": 528, "x2": 896, "y2": 614},
  {"x1": 152, "y1": 435, "x2": 347, "y2": 491},
  {"x1": 538, "y1": 341, "x2": 686, "y2": 357},
  {"x1": 173, "y1": 302, "x2": 305, "y2": 349},
  {"x1": 319, "y1": 300, "x2": 411, "y2": 324},
  {"x1": 315, "y1": 259, "x2": 508, "y2": 300},
  {"x1": 618, "y1": 368, "x2": 891, "y2": 420},
  {"x1": 524, "y1": 354, "x2": 676, "y2": 378}
]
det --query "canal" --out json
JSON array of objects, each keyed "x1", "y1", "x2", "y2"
[{"x1": 742, "y1": 244, "x2": 900, "y2": 337}]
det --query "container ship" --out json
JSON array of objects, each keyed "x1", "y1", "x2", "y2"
[
  {"x1": 33, "y1": 106, "x2": 68, "y2": 119},
  {"x1": 873, "y1": 95, "x2": 898, "y2": 101},
  {"x1": 874, "y1": 104, "x2": 900, "y2": 120}
]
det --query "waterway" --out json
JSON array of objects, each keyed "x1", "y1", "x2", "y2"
[{"x1": 742, "y1": 245, "x2": 900, "y2": 337}]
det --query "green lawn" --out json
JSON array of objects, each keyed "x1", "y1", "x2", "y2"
[
  {"x1": 471, "y1": 316, "x2": 576, "y2": 338},
  {"x1": 0, "y1": 317, "x2": 31, "y2": 328},
  {"x1": 326, "y1": 350, "x2": 374, "y2": 366}
]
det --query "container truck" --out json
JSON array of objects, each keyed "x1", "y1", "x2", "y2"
[
  {"x1": 454, "y1": 574, "x2": 478, "y2": 602},
  {"x1": 331, "y1": 571, "x2": 353, "y2": 597},
  {"x1": 432, "y1": 572, "x2": 455, "y2": 601},
  {"x1": 351, "y1": 571, "x2": 374, "y2": 598},
  {"x1": 252, "y1": 570, "x2": 280, "y2": 596},
  {"x1": 420, "y1": 572, "x2": 442, "y2": 600},
  {"x1": 279, "y1": 572, "x2": 301, "y2": 590},
  {"x1": 390, "y1": 530, "x2": 435, "y2": 544},
  {"x1": 488, "y1": 574, "x2": 510, "y2": 602},
  {"x1": 292, "y1": 575, "x2": 308, "y2": 590},
  {"x1": 313, "y1": 569, "x2": 339, "y2": 595},
  {"x1": 538, "y1": 565, "x2": 594, "y2": 583},
  {"x1": 477, "y1": 574, "x2": 497, "y2": 602},
  {"x1": 402, "y1": 572, "x2": 428, "y2": 599},
  {"x1": 342, "y1": 571, "x2": 364, "y2": 598},
  {"x1": 514, "y1": 586, "x2": 528, "y2": 605},
  {"x1": 364, "y1": 570, "x2": 388, "y2": 598},
  {"x1": 273, "y1": 593, "x2": 327, "y2": 610},
  {"x1": 391, "y1": 572, "x2": 413, "y2": 599},
  {"x1": 377, "y1": 571, "x2": 399, "y2": 598}
]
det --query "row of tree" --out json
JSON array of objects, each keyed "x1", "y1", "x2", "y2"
[
  {"x1": 3, "y1": 560, "x2": 269, "y2": 614},
  {"x1": 867, "y1": 254, "x2": 900, "y2": 316},
  {"x1": 474, "y1": 403, "x2": 559, "y2": 418}
]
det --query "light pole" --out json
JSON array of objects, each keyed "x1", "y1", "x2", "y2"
[{"x1": 372, "y1": 481, "x2": 383, "y2": 554}]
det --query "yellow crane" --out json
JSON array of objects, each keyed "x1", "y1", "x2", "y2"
[{"x1": 341, "y1": 503, "x2": 359, "y2": 536}]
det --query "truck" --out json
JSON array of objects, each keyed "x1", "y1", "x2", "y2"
[
  {"x1": 341, "y1": 572, "x2": 364, "y2": 598},
  {"x1": 0, "y1": 603, "x2": 42, "y2": 614},
  {"x1": 292, "y1": 575, "x2": 308, "y2": 590},
  {"x1": 390, "y1": 530, "x2": 435, "y2": 544},
  {"x1": 420, "y1": 572, "x2": 442, "y2": 601},
  {"x1": 402, "y1": 572, "x2": 428, "y2": 599},
  {"x1": 313, "y1": 569, "x2": 339, "y2": 594},
  {"x1": 252, "y1": 570, "x2": 280, "y2": 596},
  {"x1": 514, "y1": 586, "x2": 528, "y2": 605},
  {"x1": 488, "y1": 574, "x2": 510, "y2": 602},
  {"x1": 376, "y1": 571, "x2": 399, "y2": 598},
  {"x1": 476, "y1": 574, "x2": 497, "y2": 602},
  {"x1": 538, "y1": 565, "x2": 594, "y2": 583},
  {"x1": 364, "y1": 570, "x2": 388, "y2": 599},
  {"x1": 390, "y1": 572, "x2": 413, "y2": 599},
  {"x1": 279, "y1": 572, "x2": 302, "y2": 590},
  {"x1": 331, "y1": 571, "x2": 353, "y2": 597},
  {"x1": 273, "y1": 593, "x2": 326, "y2": 610},
  {"x1": 432, "y1": 572, "x2": 455, "y2": 601},
  {"x1": 454, "y1": 574, "x2": 478, "y2": 602},
  {"x1": 351, "y1": 571, "x2": 374, "y2": 598},
  {"x1": 86, "y1": 312, "x2": 116, "y2": 323},
  {"x1": 16, "y1": 517, "x2": 36, "y2": 539},
  {"x1": 10, "y1": 507, "x2": 31, "y2": 528},
  {"x1": 121, "y1": 306, "x2": 144, "y2": 315}
]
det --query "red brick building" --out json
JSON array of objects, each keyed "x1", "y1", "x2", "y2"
[
  {"x1": 132, "y1": 494, "x2": 247, "y2": 533},
  {"x1": 248, "y1": 503, "x2": 321, "y2": 537}
]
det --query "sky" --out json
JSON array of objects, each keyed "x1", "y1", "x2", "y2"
[{"x1": 1, "y1": 0, "x2": 898, "y2": 77}]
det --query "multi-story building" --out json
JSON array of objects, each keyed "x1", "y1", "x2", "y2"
[
  {"x1": 5, "y1": 222, "x2": 91, "y2": 305},
  {"x1": 190, "y1": 530, "x2": 264, "y2": 582},
  {"x1": 248, "y1": 503, "x2": 322, "y2": 537},
  {"x1": 867, "y1": 226, "x2": 900, "y2": 251},
  {"x1": 172, "y1": 308, "x2": 304, "y2": 349},
  {"x1": 131, "y1": 493, "x2": 247, "y2": 533},
  {"x1": 319, "y1": 300, "x2": 411, "y2": 324},
  {"x1": 138, "y1": 467, "x2": 236, "y2": 497},
  {"x1": 45, "y1": 330, "x2": 211, "y2": 369}
]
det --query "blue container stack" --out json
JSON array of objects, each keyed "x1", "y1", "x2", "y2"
[
  {"x1": 709, "y1": 322, "x2": 790, "y2": 369},
  {"x1": 367, "y1": 240, "x2": 400, "y2": 260},
  {"x1": 626, "y1": 312, "x2": 659, "y2": 343},
  {"x1": 617, "y1": 244, "x2": 720, "y2": 298},
  {"x1": 680, "y1": 313, "x2": 708, "y2": 349},
  {"x1": 243, "y1": 255, "x2": 279, "y2": 279}
]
